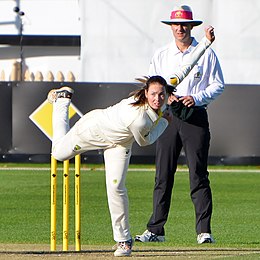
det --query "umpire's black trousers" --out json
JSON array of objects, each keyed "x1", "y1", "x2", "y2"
[{"x1": 147, "y1": 108, "x2": 212, "y2": 236}]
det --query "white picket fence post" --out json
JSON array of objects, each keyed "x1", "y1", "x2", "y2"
[{"x1": 1, "y1": 60, "x2": 76, "y2": 82}]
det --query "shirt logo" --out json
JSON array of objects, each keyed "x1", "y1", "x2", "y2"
[{"x1": 194, "y1": 71, "x2": 202, "y2": 79}]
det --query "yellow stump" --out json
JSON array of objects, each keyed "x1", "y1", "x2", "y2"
[
  {"x1": 63, "y1": 160, "x2": 70, "y2": 251},
  {"x1": 50, "y1": 156, "x2": 57, "y2": 251},
  {"x1": 75, "y1": 154, "x2": 81, "y2": 251}
]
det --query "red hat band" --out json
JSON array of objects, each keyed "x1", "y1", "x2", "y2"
[{"x1": 170, "y1": 10, "x2": 193, "y2": 20}]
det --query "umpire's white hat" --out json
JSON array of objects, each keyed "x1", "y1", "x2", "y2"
[{"x1": 161, "y1": 5, "x2": 203, "y2": 26}]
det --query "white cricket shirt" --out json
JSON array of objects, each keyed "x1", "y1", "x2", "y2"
[{"x1": 76, "y1": 96, "x2": 168, "y2": 148}]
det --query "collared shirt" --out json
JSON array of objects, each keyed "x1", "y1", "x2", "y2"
[{"x1": 149, "y1": 37, "x2": 225, "y2": 106}]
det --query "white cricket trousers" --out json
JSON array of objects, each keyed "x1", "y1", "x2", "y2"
[{"x1": 52, "y1": 98, "x2": 132, "y2": 242}]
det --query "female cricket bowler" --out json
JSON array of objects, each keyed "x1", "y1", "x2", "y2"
[
  {"x1": 48, "y1": 28, "x2": 215, "y2": 257},
  {"x1": 48, "y1": 75, "x2": 172, "y2": 257}
]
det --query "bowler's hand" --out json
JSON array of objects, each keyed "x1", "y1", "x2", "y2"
[
  {"x1": 205, "y1": 26, "x2": 215, "y2": 43},
  {"x1": 179, "y1": 96, "x2": 195, "y2": 107}
]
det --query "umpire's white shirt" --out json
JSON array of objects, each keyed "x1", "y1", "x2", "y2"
[{"x1": 149, "y1": 37, "x2": 225, "y2": 106}]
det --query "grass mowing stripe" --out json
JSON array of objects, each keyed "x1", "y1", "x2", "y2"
[{"x1": 0, "y1": 165, "x2": 259, "y2": 251}]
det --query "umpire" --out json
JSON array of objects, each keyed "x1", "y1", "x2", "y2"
[{"x1": 135, "y1": 5, "x2": 225, "y2": 244}]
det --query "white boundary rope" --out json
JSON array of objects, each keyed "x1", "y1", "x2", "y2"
[{"x1": 0, "y1": 167, "x2": 260, "y2": 173}]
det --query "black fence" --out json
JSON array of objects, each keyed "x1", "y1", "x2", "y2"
[{"x1": 1, "y1": 81, "x2": 260, "y2": 165}]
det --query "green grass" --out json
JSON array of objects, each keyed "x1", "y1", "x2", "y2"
[{"x1": 0, "y1": 163, "x2": 259, "y2": 250}]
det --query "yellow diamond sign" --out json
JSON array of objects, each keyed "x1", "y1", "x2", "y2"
[{"x1": 29, "y1": 100, "x2": 83, "y2": 140}]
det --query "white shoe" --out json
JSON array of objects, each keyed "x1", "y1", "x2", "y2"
[
  {"x1": 197, "y1": 233, "x2": 215, "y2": 244},
  {"x1": 47, "y1": 86, "x2": 74, "y2": 104},
  {"x1": 135, "y1": 230, "x2": 165, "y2": 242},
  {"x1": 113, "y1": 238, "x2": 133, "y2": 257}
]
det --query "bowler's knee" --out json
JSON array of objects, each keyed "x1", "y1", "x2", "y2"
[{"x1": 51, "y1": 147, "x2": 71, "y2": 162}]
